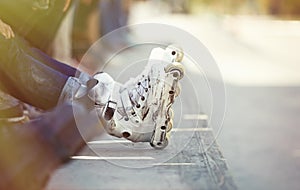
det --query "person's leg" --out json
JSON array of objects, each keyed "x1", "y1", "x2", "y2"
[
  {"x1": 30, "y1": 47, "x2": 77, "y2": 77},
  {"x1": 0, "y1": 35, "x2": 70, "y2": 110},
  {"x1": 0, "y1": 32, "x2": 186, "y2": 150},
  {"x1": 0, "y1": 102, "x2": 102, "y2": 190}
]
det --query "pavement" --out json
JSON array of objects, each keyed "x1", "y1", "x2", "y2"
[
  {"x1": 220, "y1": 86, "x2": 300, "y2": 190},
  {"x1": 47, "y1": 2, "x2": 300, "y2": 190},
  {"x1": 46, "y1": 122, "x2": 236, "y2": 190}
]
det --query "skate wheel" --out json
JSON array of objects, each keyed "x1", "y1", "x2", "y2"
[
  {"x1": 167, "y1": 120, "x2": 173, "y2": 132},
  {"x1": 150, "y1": 138, "x2": 169, "y2": 150},
  {"x1": 165, "y1": 62, "x2": 185, "y2": 80},
  {"x1": 174, "y1": 84, "x2": 181, "y2": 97},
  {"x1": 167, "y1": 109, "x2": 174, "y2": 132},
  {"x1": 167, "y1": 44, "x2": 184, "y2": 62}
]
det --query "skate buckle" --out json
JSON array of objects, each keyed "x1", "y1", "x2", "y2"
[{"x1": 103, "y1": 100, "x2": 117, "y2": 121}]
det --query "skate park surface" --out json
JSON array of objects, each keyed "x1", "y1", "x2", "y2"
[{"x1": 47, "y1": 2, "x2": 300, "y2": 190}]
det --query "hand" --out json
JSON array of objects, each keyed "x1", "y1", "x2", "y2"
[{"x1": 0, "y1": 19, "x2": 15, "y2": 39}]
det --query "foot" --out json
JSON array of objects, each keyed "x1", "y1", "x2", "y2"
[{"x1": 92, "y1": 46, "x2": 185, "y2": 149}]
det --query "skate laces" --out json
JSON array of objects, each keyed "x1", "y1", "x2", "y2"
[
  {"x1": 126, "y1": 73, "x2": 152, "y2": 121},
  {"x1": 130, "y1": 75, "x2": 149, "y2": 105},
  {"x1": 117, "y1": 46, "x2": 183, "y2": 124}
]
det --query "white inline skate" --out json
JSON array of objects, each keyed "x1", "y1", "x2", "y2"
[{"x1": 89, "y1": 45, "x2": 185, "y2": 149}]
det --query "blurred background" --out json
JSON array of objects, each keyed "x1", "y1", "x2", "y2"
[{"x1": 48, "y1": 1, "x2": 300, "y2": 190}]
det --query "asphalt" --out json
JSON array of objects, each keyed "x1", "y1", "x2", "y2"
[
  {"x1": 219, "y1": 86, "x2": 300, "y2": 190},
  {"x1": 46, "y1": 125, "x2": 236, "y2": 190}
]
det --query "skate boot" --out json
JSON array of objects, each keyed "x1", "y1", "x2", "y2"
[{"x1": 93, "y1": 45, "x2": 185, "y2": 149}]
